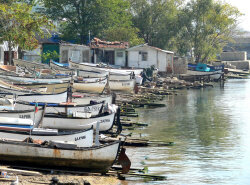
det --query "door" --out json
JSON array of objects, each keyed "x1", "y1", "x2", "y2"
[{"x1": 104, "y1": 51, "x2": 115, "y2": 65}]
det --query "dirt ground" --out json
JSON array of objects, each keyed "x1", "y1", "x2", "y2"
[{"x1": 0, "y1": 174, "x2": 122, "y2": 185}]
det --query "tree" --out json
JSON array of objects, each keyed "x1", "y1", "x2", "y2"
[
  {"x1": 40, "y1": 0, "x2": 133, "y2": 45},
  {"x1": 101, "y1": 26, "x2": 144, "y2": 47},
  {"x1": 176, "y1": 0, "x2": 242, "y2": 63},
  {"x1": 0, "y1": 2, "x2": 53, "y2": 64},
  {"x1": 129, "y1": 0, "x2": 182, "y2": 49}
]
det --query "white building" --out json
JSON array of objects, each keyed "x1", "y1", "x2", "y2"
[
  {"x1": 60, "y1": 43, "x2": 90, "y2": 63},
  {"x1": 127, "y1": 44, "x2": 174, "y2": 72}
]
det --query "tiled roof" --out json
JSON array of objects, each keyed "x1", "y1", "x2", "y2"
[{"x1": 90, "y1": 37, "x2": 129, "y2": 49}]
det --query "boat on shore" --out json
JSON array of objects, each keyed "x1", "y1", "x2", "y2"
[
  {"x1": 72, "y1": 93, "x2": 113, "y2": 105},
  {"x1": 0, "y1": 139, "x2": 121, "y2": 173},
  {"x1": 109, "y1": 79, "x2": 136, "y2": 92},
  {"x1": 73, "y1": 77, "x2": 107, "y2": 94},
  {"x1": 42, "y1": 112, "x2": 115, "y2": 131},
  {"x1": 15, "y1": 91, "x2": 68, "y2": 103},
  {"x1": 0, "y1": 127, "x2": 94, "y2": 148},
  {"x1": 15, "y1": 101, "x2": 104, "y2": 117}
]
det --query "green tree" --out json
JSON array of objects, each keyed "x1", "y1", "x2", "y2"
[
  {"x1": 176, "y1": 0, "x2": 242, "y2": 63},
  {"x1": 40, "y1": 0, "x2": 133, "y2": 44},
  {"x1": 101, "y1": 26, "x2": 144, "y2": 47},
  {"x1": 0, "y1": 2, "x2": 53, "y2": 64},
  {"x1": 130, "y1": 0, "x2": 182, "y2": 49}
]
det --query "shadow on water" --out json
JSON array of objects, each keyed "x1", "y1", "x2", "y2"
[{"x1": 125, "y1": 79, "x2": 250, "y2": 185}]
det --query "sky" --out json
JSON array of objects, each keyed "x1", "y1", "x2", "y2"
[{"x1": 225, "y1": 0, "x2": 250, "y2": 31}]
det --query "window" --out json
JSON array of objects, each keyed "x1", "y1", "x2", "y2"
[
  {"x1": 116, "y1": 51, "x2": 123, "y2": 57},
  {"x1": 141, "y1": 52, "x2": 148, "y2": 61}
]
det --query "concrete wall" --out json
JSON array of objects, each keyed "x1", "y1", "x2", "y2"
[
  {"x1": 220, "y1": 52, "x2": 247, "y2": 61},
  {"x1": 222, "y1": 61, "x2": 250, "y2": 70}
]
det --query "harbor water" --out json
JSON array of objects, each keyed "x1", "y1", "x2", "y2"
[{"x1": 126, "y1": 78, "x2": 250, "y2": 185}]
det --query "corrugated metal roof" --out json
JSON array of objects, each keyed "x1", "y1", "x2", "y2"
[{"x1": 90, "y1": 37, "x2": 129, "y2": 49}]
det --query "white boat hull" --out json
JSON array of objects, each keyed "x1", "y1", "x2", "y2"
[
  {"x1": 16, "y1": 91, "x2": 68, "y2": 103},
  {"x1": 15, "y1": 102, "x2": 103, "y2": 116},
  {"x1": 73, "y1": 78, "x2": 107, "y2": 94},
  {"x1": 0, "y1": 74, "x2": 71, "y2": 84},
  {"x1": 109, "y1": 79, "x2": 135, "y2": 92},
  {"x1": 0, "y1": 128, "x2": 93, "y2": 147},
  {"x1": 42, "y1": 112, "x2": 115, "y2": 131},
  {"x1": 0, "y1": 140, "x2": 120, "y2": 173},
  {"x1": 72, "y1": 94, "x2": 113, "y2": 105}
]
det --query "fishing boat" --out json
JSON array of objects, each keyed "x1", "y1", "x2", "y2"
[
  {"x1": 0, "y1": 73, "x2": 71, "y2": 84},
  {"x1": 109, "y1": 79, "x2": 136, "y2": 92},
  {"x1": 42, "y1": 112, "x2": 115, "y2": 131},
  {"x1": 72, "y1": 93, "x2": 113, "y2": 105},
  {"x1": 50, "y1": 61, "x2": 75, "y2": 75},
  {"x1": 73, "y1": 77, "x2": 107, "y2": 94},
  {"x1": 15, "y1": 101, "x2": 104, "y2": 117},
  {"x1": 0, "y1": 139, "x2": 120, "y2": 173},
  {"x1": 13, "y1": 59, "x2": 50, "y2": 69},
  {"x1": 0, "y1": 108, "x2": 44, "y2": 126},
  {"x1": 69, "y1": 60, "x2": 143, "y2": 84},
  {"x1": 0, "y1": 108, "x2": 94, "y2": 147},
  {"x1": 13, "y1": 81, "x2": 70, "y2": 93},
  {"x1": 15, "y1": 91, "x2": 68, "y2": 103},
  {"x1": 187, "y1": 63, "x2": 224, "y2": 80},
  {"x1": 0, "y1": 117, "x2": 35, "y2": 132},
  {"x1": 0, "y1": 127, "x2": 94, "y2": 148}
]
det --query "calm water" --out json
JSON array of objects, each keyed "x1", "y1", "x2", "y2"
[{"x1": 125, "y1": 78, "x2": 250, "y2": 185}]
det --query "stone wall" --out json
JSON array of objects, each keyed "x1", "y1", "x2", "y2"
[
  {"x1": 173, "y1": 56, "x2": 188, "y2": 74},
  {"x1": 220, "y1": 52, "x2": 247, "y2": 61}
]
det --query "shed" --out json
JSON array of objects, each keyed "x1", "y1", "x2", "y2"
[
  {"x1": 127, "y1": 44, "x2": 174, "y2": 72},
  {"x1": 60, "y1": 43, "x2": 90, "y2": 63},
  {"x1": 90, "y1": 38, "x2": 129, "y2": 66}
]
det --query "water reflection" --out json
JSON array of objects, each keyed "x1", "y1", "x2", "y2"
[{"x1": 126, "y1": 79, "x2": 250, "y2": 185}]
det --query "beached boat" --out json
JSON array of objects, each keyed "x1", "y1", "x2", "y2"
[
  {"x1": 72, "y1": 93, "x2": 113, "y2": 105},
  {"x1": 0, "y1": 127, "x2": 94, "y2": 148},
  {"x1": 13, "y1": 81, "x2": 70, "y2": 93},
  {"x1": 0, "y1": 117, "x2": 36, "y2": 132},
  {"x1": 69, "y1": 60, "x2": 142, "y2": 75},
  {"x1": 15, "y1": 91, "x2": 68, "y2": 103},
  {"x1": 15, "y1": 101, "x2": 104, "y2": 117},
  {"x1": 50, "y1": 61, "x2": 75, "y2": 75},
  {"x1": 13, "y1": 59, "x2": 50, "y2": 69},
  {"x1": 0, "y1": 139, "x2": 120, "y2": 173},
  {"x1": 42, "y1": 112, "x2": 115, "y2": 131},
  {"x1": 109, "y1": 79, "x2": 136, "y2": 92},
  {"x1": 0, "y1": 108, "x2": 44, "y2": 127},
  {"x1": 0, "y1": 73, "x2": 71, "y2": 84},
  {"x1": 73, "y1": 78, "x2": 107, "y2": 94}
]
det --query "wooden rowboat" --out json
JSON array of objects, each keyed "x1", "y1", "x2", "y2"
[
  {"x1": 15, "y1": 101, "x2": 104, "y2": 117},
  {"x1": 42, "y1": 112, "x2": 115, "y2": 131},
  {"x1": 16, "y1": 91, "x2": 68, "y2": 103},
  {"x1": 109, "y1": 79, "x2": 136, "y2": 92},
  {"x1": 73, "y1": 78, "x2": 107, "y2": 94},
  {"x1": 0, "y1": 139, "x2": 120, "y2": 173},
  {"x1": 0, "y1": 127, "x2": 94, "y2": 148}
]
